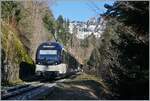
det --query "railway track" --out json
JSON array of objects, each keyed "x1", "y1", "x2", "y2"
[
  {"x1": 1, "y1": 71, "x2": 80, "y2": 100},
  {"x1": 1, "y1": 81, "x2": 56, "y2": 100}
]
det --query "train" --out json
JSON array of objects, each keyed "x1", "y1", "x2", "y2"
[{"x1": 35, "y1": 41, "x2": 68, "y2": 78}]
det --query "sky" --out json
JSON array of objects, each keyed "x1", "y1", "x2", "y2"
[{"x1": 49, "y1": 0, "x2": 115, "y2": 22}]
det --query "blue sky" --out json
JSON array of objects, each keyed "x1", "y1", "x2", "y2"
[{"x1": 49, "y1": 0, "x2": 115, "y2": 22}]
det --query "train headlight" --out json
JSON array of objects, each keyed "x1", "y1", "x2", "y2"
[{"x1": 38, "y1": 62, "x2": 41, "y2": 65}]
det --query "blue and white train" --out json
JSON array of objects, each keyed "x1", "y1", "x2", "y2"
[{"x1": 35, "y1": 41, "x2": 67, "y2": 78}]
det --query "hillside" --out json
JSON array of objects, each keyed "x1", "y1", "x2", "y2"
[
  {"x1": 1, "y1": 1, "x2": 54, "y2": 84},
  {"x1": 1, "y1": 22, "x2": 33, "y2": 84},
  {"x1": 85, "y1": 1, "x2": 149, "y2": 99}
]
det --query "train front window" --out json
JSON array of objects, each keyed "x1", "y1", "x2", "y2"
[
  {"x1": 40, "y1": 50, "x2": 57, "y2": 55},
  {"x1": 39, "y1": 50, "x2": 58, "y2": 60}
]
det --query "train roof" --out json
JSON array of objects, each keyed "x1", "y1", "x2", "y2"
[{"x1": 38, "y1": 41, "x2": 63, "y2": 50}]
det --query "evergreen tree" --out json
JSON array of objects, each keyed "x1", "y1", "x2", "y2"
[
  {"x1": 1, "y1": 1, "x2": 22, "y2": 25},
  {"x1": 103, "y1": 1, "x2": 149, "y2": 35}
]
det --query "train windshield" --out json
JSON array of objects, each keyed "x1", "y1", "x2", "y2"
[
  {"x1": 39, "y1": 50, "x2": 58, "y2": 60},
  {"x1": 39, "y1": 50, "x2": 57, "y2": 55}
]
